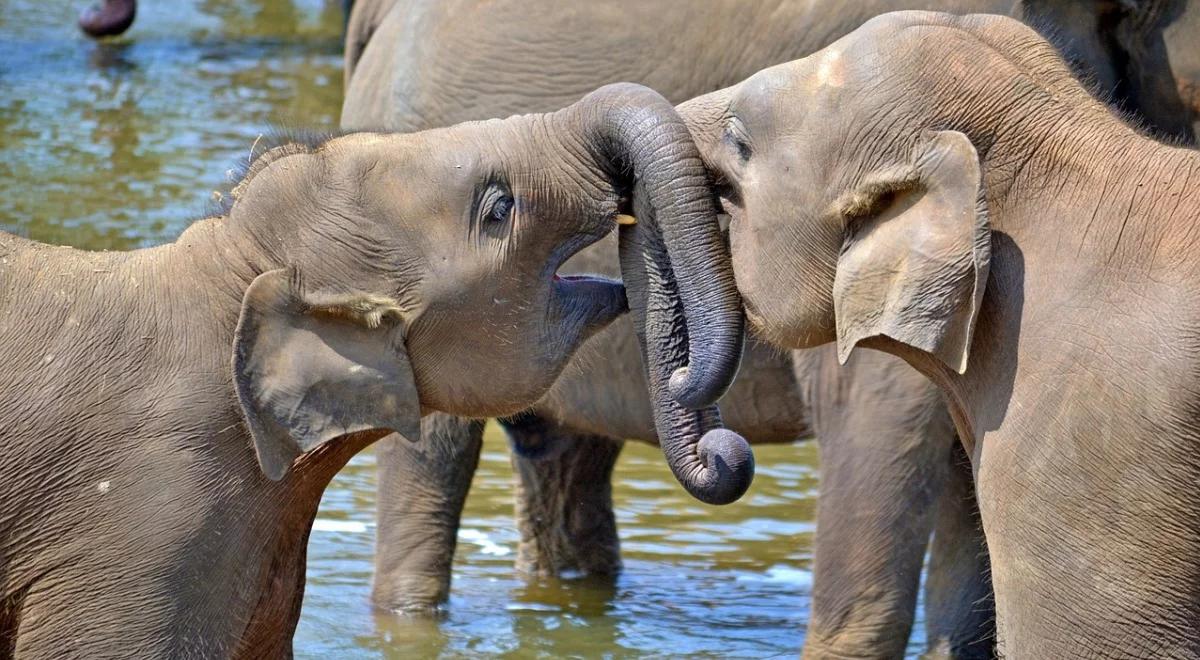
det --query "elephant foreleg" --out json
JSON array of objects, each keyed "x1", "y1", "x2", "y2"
[
  {"x1": 504, "y1": 414, "x2": 624, "y2": 576},
  {"x1": 923, "y1": 442, "x2": 994, "y2": 659},
  {"x1": 372, "y1": 413, "x2": 483, "y2": 614},
  {"x1": 800, "y1": 346, "x2": 956, "y2": 660}
]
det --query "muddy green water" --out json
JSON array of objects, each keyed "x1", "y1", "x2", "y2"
[{"x1": 1, "y1": 2, "x2": 930, "y2": 657}]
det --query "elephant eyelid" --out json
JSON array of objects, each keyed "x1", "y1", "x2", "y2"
[
  {"x1": 472, "y1": 180, "x2": 515, "y2": 238},
  {"x1": 723, "y1": 116, "x2": 752, "y2": 162},
  {"x1": 488, "y1": 194, "x2": 514, "y2": 222}
]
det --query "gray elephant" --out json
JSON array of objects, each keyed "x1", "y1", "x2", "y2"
[
  {"x1": 344, "y1": 0, "x2": 1200, "y2": 657},
  {"x1": 676, "y1": 9, "x2": 1200, "y2": 655},
  {"x1": 0, "y1": 84, "x2": 742, "y2": 656}
]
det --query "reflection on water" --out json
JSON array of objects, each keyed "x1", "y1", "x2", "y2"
[
  {"x1": 0, "y1": 0, "x2": 344, "y2": 249},
  {"x1": 299, "y1": 428, "x2": 826, "y2": 658},
  {"x1": 2, "y1": 2, "x2": 928, "y2": 657}
]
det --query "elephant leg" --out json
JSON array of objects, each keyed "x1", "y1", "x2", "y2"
[
  {"x1": 923, "y1": 442, "x2": 995, "y2": 659},
  {"x1": 372, "y1": 413, "x2": 484, "y2": 614},
  {"x1": 503, "y1": 414, "x2": 624, "y2": 576},
  {"x1": 799, "y1": 346, "x2": 956, "y2": 659}
]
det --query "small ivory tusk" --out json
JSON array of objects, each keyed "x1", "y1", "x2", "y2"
[{"x1": 616, "y1": 214, "x2": 637, "y2": 226}]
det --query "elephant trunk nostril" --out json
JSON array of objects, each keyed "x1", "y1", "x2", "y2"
[{"x1": 694, "y1": 428, "x2": 755, "y2": 504}]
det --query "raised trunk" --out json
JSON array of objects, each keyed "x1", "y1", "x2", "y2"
[{"x1": 570, "y1": 83, "x2": 753, "y2": 505}]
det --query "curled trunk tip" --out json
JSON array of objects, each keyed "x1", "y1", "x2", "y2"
[{"x1": 690, "y1": 428, "x2": 755, "y2": 504}]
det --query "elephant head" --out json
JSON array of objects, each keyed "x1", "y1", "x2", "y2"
[
  {"x1": 675, "y1": 12, "x2": 997, "y2": 391},
  {"x1": 222, "y1": 83, "x2": 746, "y2": 483},
  {"x1": 1013, "y1": 0, "x2": 1200, "y2": 142}
]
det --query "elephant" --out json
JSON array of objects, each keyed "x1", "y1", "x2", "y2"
[
  {"x1": 344, "y1": 0, "x2": 1200, "y2": 656},
  {"x1": 344, "y1": 0, "x2": 1200, "y2": 142},
  {"x1": 0, "y1": 83, "x2": 745, "y2": 656},
  {"x1": 676, "y1": 9, "x2": 1200, "y2": 656}
]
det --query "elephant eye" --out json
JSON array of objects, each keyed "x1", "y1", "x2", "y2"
[
  {"x1": 724, "y1": 116, "x2": 752, "y2": 163},
  {"x1": 489, "y1": 194, "x2": 514, "y2": 223},
  {"x1": 475, "y1": 181, "x2": 515, "y2": 232}
]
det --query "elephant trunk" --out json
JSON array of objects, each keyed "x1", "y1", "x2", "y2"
[
  {"x1": 618, "y1": 219, "x2": 753, "y2": 504},
  {"x1": 79, "y1": 0, "x2": 137, "y2": 38},
  {"x1": 572, "y1": 83, "x2": 753, "y2": 505},
  {"x1": 574, "y1": 82, "x2": 745, "y2": 408}
]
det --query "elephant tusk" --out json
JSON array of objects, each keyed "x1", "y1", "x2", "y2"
[{"x1": 616, "y1": 214, "x2": 637, "y2": 226}]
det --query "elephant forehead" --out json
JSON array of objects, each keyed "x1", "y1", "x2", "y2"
[
  {"x1": 813, "y1": 48, "x2": 845, "y2": 89},
  {"x1": 739, "y1": 47, "x2": 845, "y2": 115}
]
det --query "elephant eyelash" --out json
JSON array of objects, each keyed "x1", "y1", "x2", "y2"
[
  {"x1": 488, "y1": 194, "x2": 515, "y2": 223},
  {"x1": 723, "y1": 117, "x2": 753, "y2": 162},
  {"x1": 470, "y1": 179, "x2": 516, "y2": 241}
]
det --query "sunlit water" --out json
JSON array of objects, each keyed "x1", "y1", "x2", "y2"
[{"x1": 1, "y1": 2, "x2": 928, "y2": 657}]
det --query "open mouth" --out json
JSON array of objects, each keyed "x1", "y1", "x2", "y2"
[
  {"x1": 542, "y1": 224, "x2": 630, "y2": 337},
  {"x1": 551, "y1": 272, "x2": 628, "y2": 331}
]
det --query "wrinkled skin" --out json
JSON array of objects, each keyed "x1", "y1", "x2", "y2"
[
  {"x1": 0, "y1": 83, "x2": 737, "y2": 656},
  {"x1": 1013, "y1": 0, "x2": 1200, "y2": 142},
  {"x1": 344, "y1": 0, "x2": 1200, "y2": 141},
  {"x1": 678, "y1": 10, "x2": 1200, "y2": 655}
]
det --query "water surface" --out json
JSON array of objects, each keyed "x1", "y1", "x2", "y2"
[{"x1": 0, "y1": 3, "x2": 927, "y2": 657}]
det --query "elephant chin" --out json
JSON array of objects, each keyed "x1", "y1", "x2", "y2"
[{"x1": 79, "y1": 0, "x2": 136, "y2": 38}]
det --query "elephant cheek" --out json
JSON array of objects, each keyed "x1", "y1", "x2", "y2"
[{"x1": 728, "y1": 219, "x2": 768, "y2": 331}]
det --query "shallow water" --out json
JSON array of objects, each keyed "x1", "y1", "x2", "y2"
[{"x1": 1, "y1": 2, "x2": 927, "y2": 657}]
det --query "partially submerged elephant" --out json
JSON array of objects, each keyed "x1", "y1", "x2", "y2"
[
  {"x1": 0, "y1": 84, "x2": 746, "y2": 655},
  {"x1": 344, "y1": 0, "x2": 1200, "y2": 656},
  {"x1": 677, "y1": 10, "x2": 1200, "y2": 655}
]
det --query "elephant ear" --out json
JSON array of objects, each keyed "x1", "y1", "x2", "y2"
[
  {"x1": 833, "y1": 130, "x2": 990, "y2": 374},
  {"x1": 233, "y1": 268, "x2": 422, "y2": 481}
]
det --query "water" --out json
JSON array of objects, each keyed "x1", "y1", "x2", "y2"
[
  {"x1": 298, "y1": 433, "x2": 822, "y2": 658},
  {"x1": 0, "y1": 3, "x2": 926, "y2": 657}
]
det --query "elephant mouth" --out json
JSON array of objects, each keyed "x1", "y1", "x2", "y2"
[{"x1": 550, "y1": 273, "x2": 628, "y2": 335}]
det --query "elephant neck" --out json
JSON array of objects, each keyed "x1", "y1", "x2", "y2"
[
  {"x1": 982, "y1": 111, "x2": 1200, "y2": 266},
  {"x1": 161, "y1": 214, "x2": 285, "y2": 336}
]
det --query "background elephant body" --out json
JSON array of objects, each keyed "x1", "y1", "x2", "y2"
[
  {"x1": 345, "y1": 0, "x2": 1004, "y2": 655},
  {"x1": 0, "y1": 84, "x2": 728, "y2": 654}
]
